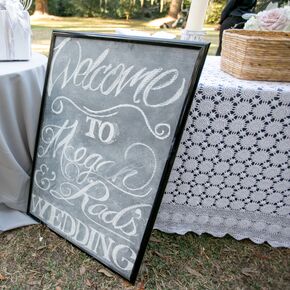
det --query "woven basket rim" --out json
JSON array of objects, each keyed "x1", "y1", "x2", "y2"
[
  {"x1": 224, "y1": 29, "x2": 290, "y2": 41},
  {"x1": 221, "y1": 29, "x2": 290, "y2": 81}
]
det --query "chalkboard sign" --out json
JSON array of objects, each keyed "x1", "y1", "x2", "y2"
[{"x1": 28, "y1": 31, "x2": 209, "y2": 283}]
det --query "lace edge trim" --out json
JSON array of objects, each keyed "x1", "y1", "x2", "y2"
[
  {"x1": 154, "y1": 222, "x2": 290, "y2": 248},
  {"x1": 155, "y1": 203, "x2": 290, "y2": 248}
]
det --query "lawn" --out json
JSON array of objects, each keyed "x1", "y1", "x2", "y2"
[
  {"x1": 1, "y1": 16, "x2": 290, "y2": 290},
  {"x1": 30, "y1": 16, "x2": 219, "y2": 56},
  {"x1": 1, "y1": 225, "x2": 290, "y2": 289}
]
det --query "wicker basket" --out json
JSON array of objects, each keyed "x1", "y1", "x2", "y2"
[{"x1": 221, "y1": 29, "x2": 290, "y2": 82}]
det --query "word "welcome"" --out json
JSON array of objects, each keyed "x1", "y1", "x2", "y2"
[{"x1": 48, "y1": 38, "x2": 186, "y2": 108}]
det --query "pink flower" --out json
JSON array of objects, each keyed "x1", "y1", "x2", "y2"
[{"x1": 257, "y1": 8, "x2": 289, "y2": 31}]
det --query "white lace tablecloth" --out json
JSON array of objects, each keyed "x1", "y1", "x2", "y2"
[{"x1": 155, "y1": 56, "x2": 290, "y2": 248}]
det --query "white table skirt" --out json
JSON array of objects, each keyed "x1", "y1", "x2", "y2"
[
  {"x1": 0, "y1": 53, "x2": 47, "y2": 231},
  {"x1": 155, "y1": 56, "x2": 290, "y2": 248}
]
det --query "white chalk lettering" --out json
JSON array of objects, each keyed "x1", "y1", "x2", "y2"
[
  {"x1": 112, "y1": 244, "x2": 136, "y2": 272},
  {"x1": 48, "y1": 38, "x2": 185, "y2": 109},
  {"x1": 31, "y1": 195, "x2": 136, "y2": 271},
  {"x1": 85, "y1": 116, "x2": 119, "y2": 144}
]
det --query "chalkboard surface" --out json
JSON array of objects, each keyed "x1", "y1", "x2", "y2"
[{"x1": 28, "y1": 31, "x2": 209, "y2": 283}]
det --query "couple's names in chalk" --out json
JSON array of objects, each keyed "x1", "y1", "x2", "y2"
[{"x1": 37, "y1": 118, "x2": 156, "y2": 194}]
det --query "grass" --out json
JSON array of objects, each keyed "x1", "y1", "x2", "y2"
[
  {"x1": 31, "y1": 16, "x2": 219, "y2": 56},
  {"x1": 1, "y1": 16, "x2": 289, "y2": 289},
  {"x1": 1, "y1": 225, "x2": 290, "y2": 289}
]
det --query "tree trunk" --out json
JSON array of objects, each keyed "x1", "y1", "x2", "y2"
[
  {"x1": 160, "y1": 0, "x2": 164, "y2": 12},
  {"x1": 168, "y1": 0, "x2": 182, "y2": 18},
  {"x1": 34, "y1": 0, "x2": 48, "y2": 15}
]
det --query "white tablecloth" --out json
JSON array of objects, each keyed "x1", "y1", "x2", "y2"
[
  {"x1": 0, "y1": 53, "x2": 47, "y2": 231},
  {"x1": 155, "y1": 56, "x2": 290, "y2": 248}
]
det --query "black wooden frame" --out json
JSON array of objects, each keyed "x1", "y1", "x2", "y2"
[{"x1": 27, "y1": 30, "x2": 210, "y2": 283}]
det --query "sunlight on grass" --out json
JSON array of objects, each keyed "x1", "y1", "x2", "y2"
[{"x1": 31, "y1": 16, "x2": 219, "y2": 56}]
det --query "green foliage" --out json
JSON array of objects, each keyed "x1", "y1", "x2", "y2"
[
  {"x1": 255, "y1": 0, "x2": 289, "y2": 12},
  {"x1": 111, "y1": 0, "x2": 143, "y2": 19},
  {"x1": 48, "y1": 0, "x2": 74, "y2": 16},
  {"x1": 205, "y1": 0, "x2": 226, "y2": 24},
  {"x1": 204, "y1": 0, "x2": 289, "y2": 24},
  {"x1": 70, "y1": 0, "x2": 95, "y2": 17},
  {"x1": 35, "y1": 0, "x2": 290, "y2": 20},
  {"x1": 44, "y1": 0, "x2": 168, "y2": 19}
]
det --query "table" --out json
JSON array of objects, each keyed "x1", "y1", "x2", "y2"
[
  {"x1": 155, "y1": 56, "x2": 290, "y2": 248},
  {"x1": 1, "y1": 55, "x2": 289, "y2": 248},
  {"x1": 0, "y1": 53, "x2": 47, "y2": 231}
]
